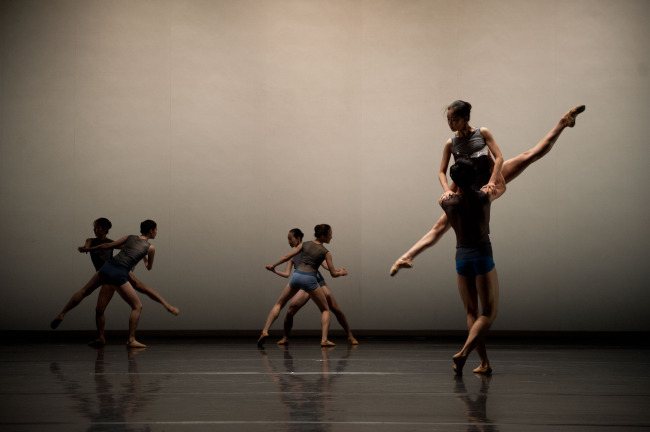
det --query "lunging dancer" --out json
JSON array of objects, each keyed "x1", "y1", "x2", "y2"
[{"x1": 260, "y1": 224, "x2": 348, "y2": 347}]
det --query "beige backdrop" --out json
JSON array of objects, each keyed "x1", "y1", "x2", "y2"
[{"x1": 1, "y1": 0, "x2": 648, "y2": 332}]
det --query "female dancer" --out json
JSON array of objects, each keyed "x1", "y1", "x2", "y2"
[
  {"x1": 78, "y1": 219, "x2": 158, "y2": 348},
  {"x1": 268, "y1": 228, "x2": 358, "y2": 345},
  {"x1": 440, "y1": 159, "x2": 505, "y2": 374},
  {"x1": 50, "y1": 218, "x2": 178, "y2": 330},
  {"x1": 390, "y1": 101, "x2": 585, "y2": 275},
  {"x1": 260, "y1": 224, "x2": 348, "y2": 347}
]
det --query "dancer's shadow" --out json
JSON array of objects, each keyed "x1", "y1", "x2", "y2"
[
  {"x1": 258, "y1": 344, "x2": 357, "y2": 432},
  {"x1": 50, "y1": 347, "x2": 166, "y2": 431},
  {"x1": 454, "y1": 374, "x2": 499, "y2": 432}
]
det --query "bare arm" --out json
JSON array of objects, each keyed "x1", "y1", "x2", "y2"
[
  {"x1": 480, "y1": 127, "x2": 504, "y2": 194},
  {"x1": 266, "y1": 244, "x2": 303, "y2": 271},
  {"x1": 144, "y1": 245, "x2": 155, "y2": 270},
  {"x1": 438, "y1": 140, "x2": 454, "y2": 193},
  {"x1": 323, "y1": 252, "x2": 347, "y2": 278},
  {"x1": 78, "y1": 238, "x2": 93, "y2": 253},
  {"x1": 271, "y1": 260, "x2": 294, "y2": 278},
  {"x1": 82, "y1": 235, "x2": 129, "y2": 252},
  {"x1": 481, "y1": 181, "x2": 506, "y2": 202}
]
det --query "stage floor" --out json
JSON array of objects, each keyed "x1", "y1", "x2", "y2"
[{"x1": 1, "y1": 336, "x2": 649, "y2": 431}]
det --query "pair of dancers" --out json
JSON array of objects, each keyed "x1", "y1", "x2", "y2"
[
  {"x1": 51, "y1": 218, "x2": 178, "y2": 347},
  {"x1": 393, "y1": 100, "x2": 585, "y2": 374}
]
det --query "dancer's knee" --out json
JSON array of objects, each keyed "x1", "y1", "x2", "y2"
[{"x1": 286, "y1": 305, "x2": 299, "y2": 317}]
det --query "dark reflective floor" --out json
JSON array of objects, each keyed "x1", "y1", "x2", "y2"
[{"x1": 1, "y1": 336, "x2": 650, "y2": 431}]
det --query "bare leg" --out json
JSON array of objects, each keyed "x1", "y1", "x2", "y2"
[
  {"x1": 51, "y1": 273, "x2": 102, "y2": 328},
  {"x1": 501, "y1": 105, "x2": 585, "y2": 183},
  {"x1": 321, "y1": 285, "x2": 358, "y2": 344},
  {"x1": 453, "y1": 269, "x2": 499, "y2": 375},
  {"x1": 114, "y1": 282, "x2": 145, "y2": 348},
  {"x1": 307, "y1": 287, "x2": 333, "y2": 346},
  {"x1": 92, "y1": 285, "x2": 116, "y2": 346},
  {"x1": 259, "y1": 284, "x2": 299, "y2": 346},
  {"x1": 280, "y1": 289, "x2": 310, "y2": 344},
  {"x1": 128, "y1": 273, "x2": 179, "y2": 316}
]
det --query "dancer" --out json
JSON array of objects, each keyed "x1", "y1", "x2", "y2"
[
  {"x1": 50, "y1": 218, "x2": 178, "y2": 331},
  {"x1": 268, "y1": 228, "x2": 358, "y2": 345},
  {"x1": 260, "y1": 224, "x2": 348, "y2": 347},
  {"x1": 441, "y1": 159, "x2": 504, "y2": 375},
  {"x1": 76, "y1": 220, "x2": 158, "y2": 348},
  {"x1": 390, "y1": 101, "x2": 585, "y2": 276}
]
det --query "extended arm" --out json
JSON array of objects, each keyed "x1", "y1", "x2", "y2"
[
  {"x1": 82, "y1": 235, "x2": 129, "y2": 252},
  {"x1": 266, "y1": 244, "x2": 303, "y2": 271},
  {"x1": 78, "y1": 238, "x2": 93, "y2": 253},
  {"x1": 270, "y1": 260, "x2": 294, "y2": 278}
]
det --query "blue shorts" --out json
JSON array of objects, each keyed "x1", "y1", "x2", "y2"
[
  {"x1": 97, "y1": 259, "x2": 130, "y2": 286},
  {"x1": 456, "y1": 256, "x2": 495, "y2": 276},
  {"x1": 316, "y1": 271, "x2": 326, "y2": 287},
  {"x1": 455, "y1": 243, "x2": 495, "y2": 276},
  {"x1": 289, "y1": 270, "x2": 319, "y2": 292}
]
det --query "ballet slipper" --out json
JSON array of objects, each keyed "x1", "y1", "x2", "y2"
[
  {"x1": 50, "y1": 314, "x2": 64, "y2": 329},
  {"x1": 453, "y1": 354, "x2": 467, "y2": 376},
  {"x1": 88, "y1": 338, "x2": 105, "y2": 348},
  {"x1": 167, "y1": 306, "x2": 180, "y2": 316},
  {"x1": 390, "y1": 258, "x2": 413, "y2": 277},
  {"x1": 562, "y1": 105, "x2": 586, "y2": 128},
  {"x1": 277, "y1": 337, "x2": 289, "y2": 345},
  {"x1": 473, "y1": 365, "x2": 492, "y2": 375},
  {"x1": 257, "y1": 332, "x2": 268, "y2": 347},
  {"x1": 321, "y1": 340, "x2": 336, "y2": 347},
  {"x1": 348, "y1": 336, "x2": 359, "y2": 345},
  {"x1": 126, "y1": 340, "x2": 147, "y2": 348}
]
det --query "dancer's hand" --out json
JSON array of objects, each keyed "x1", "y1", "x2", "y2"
[
  {"x1": 439, "y1": 191, "x2": 455, "y2": 204},
  {"x1": 78, "y1": 246, "x2": 89, "y2": 253},
  {"x1": 483, "y1": 183, "x2": 497, "y2": 195},
  {"x1": 339, "y1": 268, "x2": 348, "y2": 276},
  {"x1": 265, "y1": 264, "x2": 275, "y2": 271}
]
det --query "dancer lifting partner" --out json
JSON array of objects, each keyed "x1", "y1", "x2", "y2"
[
  {"x1": 50, "y1": 218, "x2": 178, "y2": 333},
  {"x1": 390, "y1": 101, "x2": 585, "y2": 276},
  {"x1": 268, "y1": 228, "x2": 358, "y2": 345},
  {"x1": 441, "y1": 159, "x2": 505, "y2": 375},
  {"x1": 260, "y1": 224, "x2": 348, "y2": 347}
]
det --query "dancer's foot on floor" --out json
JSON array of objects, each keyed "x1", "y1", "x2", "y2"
[
  {"x1": 453, "y1": 353, "x2": 467, "y2": 375},
  {"x1": 257, "y1": 332, "x2": 268, "y2": 347},
  {"x1": 390, "y1": 257, "x2": 413, "y2": 276},
  {"x1": 88, "y1": 338, "x2": 105, "y2": 348},
  {"x1": 126, "y1": 340, "x2": 147, "y2": 348},
  {"x1": 50, "y1": 314, "x2": 64, "y2": 329},
  {"x1": 277, "y1": 337, "x2": 289, "y2": 345},
  {"x1": 321, "y1": 340, "x2": 336, "y2": 347},
  {"x1": 473, "y1": 364, "x2": 492, "y2": 375},
  {"x1": 348, "y1": 336, "x2": 359, "y2": 345},
  {"x1": 562, "y1": 105, "x2": 586, "y2": 128},
  {"x1": 167, "y1": 306, "x2": 180, "y2": 316}
]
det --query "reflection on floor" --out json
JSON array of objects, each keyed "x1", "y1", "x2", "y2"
[{"x1": 1, "y1": 336, "x2": 649, "y2": 431}]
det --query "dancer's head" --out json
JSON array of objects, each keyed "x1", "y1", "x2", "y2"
[
  {"x1": 93, "y1": 218, "x2": 112, "y2": 238},
  {"x1": 314, "y1": 224, "x2": 332, "y2": 243},
  {"x1": 140, "y1": 219, "x2": 157, "y2": 238},
  {"x1": 450, "y1": 159, "x2": 476, "y2": 190},
  {"x1": 288, "y1": 228, "x2": 304, "y2": 248},
  {"x1": 446, "y1": 100, "x2": 472, "y2": 132}
]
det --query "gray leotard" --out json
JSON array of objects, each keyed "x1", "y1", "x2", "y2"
[
  {"x1": 296, "y1": 241, "x2": 329, "y2": 274},
  {"x1": 292, "y1": 250, "x2": 326, "y2": 285},
  {"x1": 112, "y1": 235, "x2": 150, "y2": 271},
  {"x1": 451, "y1": 128, "x2": 493, "y2": 189},
  {"x1": 90, "y1": 237, "x2": 114, "y2": 271}
]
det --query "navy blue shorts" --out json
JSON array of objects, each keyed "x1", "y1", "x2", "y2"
[
  {"x1": 316, "y1": 271, "x2": 326, "y2": 287},
  {"x1": 455, "y1": 243, "x2": 495, "y2": 276},
  {"x1": 97, "y1": 259, "x2": 129, "y2": 286},
  {"x1": 290, "y1": 270, "x2": 319, "y2": 292}
]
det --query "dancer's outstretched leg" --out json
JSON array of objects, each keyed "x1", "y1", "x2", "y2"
[
  {"x1": 114, "y1": 282, "x2": 145, "y2": 348},
  {"x1": 51, "y1": 273, "x2": 102, "y2": 329},
  {"x1": 280, "y1": 290, "x2": 310, "y2": 345},
  {"x1": 321, "y1": 285, "x2": 358, "y2": 344},
  {"x1": 259, "y1": 284, "x2": 299, "y2": 347},
  {"x1": 128, "y1": 273, "x2": 179, "y2": 316}
]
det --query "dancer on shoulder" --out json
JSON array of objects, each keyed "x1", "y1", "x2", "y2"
[
  {"x1": 391, "y1": 101, "x2": 585, "y2": 276},
  {"x1": 268, "y1": 228, "x2": 358, "y2": 345},
  {"x1": 260, "y1": 224, "x2": 348, "y2": 347}
]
